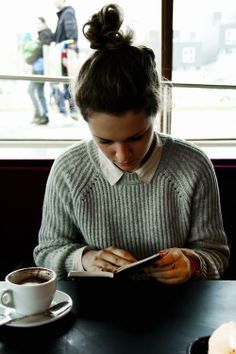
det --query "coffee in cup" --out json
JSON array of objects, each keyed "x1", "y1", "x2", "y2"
[{"x1": 0, "y1": 267, "x2": 57, "y2": 315}]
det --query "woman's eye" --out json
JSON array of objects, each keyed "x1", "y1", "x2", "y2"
[
  {"x1": 129, "y1": 135, "x2": 142, "y2": 142},
  {"x1": 99, "y1": 140, "x2": 112, "y2": 145},
  {"x1": 98, "y1": 135, "x2": 143, "y2": 145}
]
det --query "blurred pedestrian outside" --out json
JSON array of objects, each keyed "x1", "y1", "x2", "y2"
[
  {"x1": 52, "y1": 0, "x2": 79, "y2": 121},
  {"x1": 21, "y1": 17, "x2": 54, "y2": 125}
]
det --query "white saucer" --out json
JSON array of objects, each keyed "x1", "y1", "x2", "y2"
[{"x1": 0, "y1": 289, "x2": 73, "y2": 328}]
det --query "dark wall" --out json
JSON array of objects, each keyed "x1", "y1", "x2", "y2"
[
  {"x1": 0, "y1": 160, "x2": 53, "y2": 279},
  {"x1": 212, "y1": 159, "x2": 236, "y2": 279}
]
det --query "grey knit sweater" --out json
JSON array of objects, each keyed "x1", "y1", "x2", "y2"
[{"x1": 34, "y1": 133, "x2": 230, "y2": 279}]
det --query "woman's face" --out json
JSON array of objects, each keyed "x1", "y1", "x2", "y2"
[{"x1": 88, "y1": 111, "x2": 155, "y2": 172}]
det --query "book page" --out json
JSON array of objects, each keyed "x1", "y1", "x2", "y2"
[
  {"x1": 68, "y1": 253, "x2": 161, "y2": 278},
  {"x1": 116, "y1": 253, "x2": 161, "y2": 274}
]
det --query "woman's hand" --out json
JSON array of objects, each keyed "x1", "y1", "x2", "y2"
[
  {"x1": 82, "y1": 246, "x2": 137, "y2": 273},
  {"x1": 146, "y1": 248, "x2": 193, "y2": 284}
]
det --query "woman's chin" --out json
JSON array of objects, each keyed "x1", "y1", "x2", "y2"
[{"x1": 115, "y1": 162, "x2": 138, "y2": 172}]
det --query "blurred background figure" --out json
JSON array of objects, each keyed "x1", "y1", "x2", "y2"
[
  {"x1": 52, "y1": 0, "x2": 79, "y2": 120},
  {"x1": 24, "y1": 17, "x2": 53, "y2": 125}
]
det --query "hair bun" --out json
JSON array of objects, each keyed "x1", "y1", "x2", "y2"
[{"x1": 83, "y1": 4, "x2": 133, "y2": 50}]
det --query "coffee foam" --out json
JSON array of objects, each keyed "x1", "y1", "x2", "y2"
[{"x1": 9, "y1": 268, "x2": 54, "y2": 285}]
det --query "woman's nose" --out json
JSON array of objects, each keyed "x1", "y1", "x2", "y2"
[{"x1": 114, "y1": 143, "x2": 131, "y2": 162}]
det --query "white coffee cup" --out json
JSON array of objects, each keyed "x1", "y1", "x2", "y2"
[{"x1": 0, "y1": 267, "x2": 57, "y2": 315}]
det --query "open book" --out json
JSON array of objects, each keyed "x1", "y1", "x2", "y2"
[{"x1": 68, "y1": 253, "x2": 161, "y2": 279}]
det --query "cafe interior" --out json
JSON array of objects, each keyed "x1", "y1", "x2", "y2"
[{"x1": 0, "y1": 1, "x2": 236, "y2": 353}]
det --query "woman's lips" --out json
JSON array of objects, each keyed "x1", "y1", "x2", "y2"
[
  {"x1": 117, "y1": 160, "x2": 133, "y2": 166},
  {"x1": 119, "y1": 161, "x2": 131, "y2": 166},
  {"x1": 115, "y1": 160, "x2": 137, "y2": 171}
]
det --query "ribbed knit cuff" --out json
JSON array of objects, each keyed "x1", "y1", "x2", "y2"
[{"x1": 72, "y1": 246, "x2": 90, "y2": 272}]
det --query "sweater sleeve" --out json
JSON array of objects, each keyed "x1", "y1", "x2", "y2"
[
  {"x1": 185, "y1": 157, "x2": 230, "y2": 279},
  {"x1": 33, "y1": 158, "x2": 85, "y2": 279}
]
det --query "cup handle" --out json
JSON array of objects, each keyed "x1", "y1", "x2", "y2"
[{"x1": 0, "y1": 288, "x2": 14, "y2": 309}]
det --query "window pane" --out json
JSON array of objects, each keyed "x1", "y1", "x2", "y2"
[
  {"x1": 172, "y1": 0, "x2": 236, "y2": 84},
  {"x1": 171, "y1": 86, "x2": 236, "y2": 139},
  {"x1": 0, "y1": 78, "x2": 91, "y2": 140},
  {"x1": 172, "y1": 0, "x2": 236, "y2": 140},
  {"x1": 0, "y1": 0, "x2": 161, "y2": 141}
]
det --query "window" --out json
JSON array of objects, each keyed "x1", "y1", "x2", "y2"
[
  {"x1": 171, "y1": 0, "x2": 236, "y2": 145},
  {"x1": 182, "y1": 47, "x2": 196, "y2": 64},
  {"x1": 0, "y1": 0, "x2": 161, "y2": 144}
]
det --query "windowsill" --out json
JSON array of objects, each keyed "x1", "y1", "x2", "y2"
[
  {"x1": 0, "y1": 141, "x2": 78, "y2": 160},
  {"x1": 0, "y1": 140, "x2": 236, "y2": 160},
  {"x1": 191, "y1": 140, "x2": 236, "y2": 159}
]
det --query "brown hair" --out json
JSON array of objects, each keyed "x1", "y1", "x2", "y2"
[{"x1": 75, "y1": 4, "x2": 161, "y2": 121}]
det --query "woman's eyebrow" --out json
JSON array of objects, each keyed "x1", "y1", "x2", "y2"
[
  {"x1": 94, "y1": 135, "x2": 113, "y2": 141},
  {"x1": 94, "y1": 129, "x2": 146, "y2": 142}
]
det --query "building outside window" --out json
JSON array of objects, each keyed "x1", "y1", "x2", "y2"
[{"x1": 172, "y1": 0, "x2": 236, "y2": 143}]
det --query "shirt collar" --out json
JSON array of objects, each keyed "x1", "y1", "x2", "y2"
[{"x1": 98, "y1": 134, "x2": 162, "y2": 186}]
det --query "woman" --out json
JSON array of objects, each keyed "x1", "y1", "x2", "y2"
[{"x1": 34, "y1": 4, "x2": 230, "y2": 283}]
